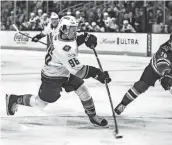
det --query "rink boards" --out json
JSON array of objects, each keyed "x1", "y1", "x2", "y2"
[{"x1": 0, "y1": 31, "x2": 171, "y2": 56}]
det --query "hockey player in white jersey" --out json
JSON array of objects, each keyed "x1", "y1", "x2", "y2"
[
  {"x1": 32, "y1": 12, "x2": 59, "y2": 43},
  {"x1": 6, "y1": 16, "x2": 111, "y2": 127},
  {"x1": 32, "y1": 13, "x2": 111, "y2": 90}
]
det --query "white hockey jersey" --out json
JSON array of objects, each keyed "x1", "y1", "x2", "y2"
[{"x1": 41, "y1": 25, "x2": 83, "y2": 78}]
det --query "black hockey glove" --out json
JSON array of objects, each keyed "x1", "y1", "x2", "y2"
[
  {"x1": 96, "y1": 71, "x2": 111, "y2": 84},
  {"x1": 160, "y1": 75, "x2": 172, "y2": 90},
  {"x1": 31, "y1": 34, "x2": 44, "y2": 42},
  {"x1": 85, "y1": 33, "x2": 97, "y2": 48}
]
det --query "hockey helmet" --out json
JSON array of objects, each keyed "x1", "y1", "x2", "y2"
[
  {"x1": 50, "y1": 12, "x2": 59, "y2": 27},
  {"x1": 50, "y1": 12, "x2": 59, "y2": 19},
  {"x1": 58, "y1": 16, "x2": 78, "y2": 35}
]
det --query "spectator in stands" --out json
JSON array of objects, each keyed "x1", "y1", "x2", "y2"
[
  {"x1": 35, "y1": 18, "x2": 44, "y2": 30},
  {"x1": 156, "y1": 9, "x2": 163, "y2": 24},
  {"x1": 20, "y1": 18, "x2": 29, "y2": 30},
  {"x1": 35, "y1": 9, "x2": 43, "y2": 21},
  {"x1": 121, "y1": 20, "x2": 136, "y2": 32},
  {"x1": 147, "y1": 10, "x2": 154, "y2": 32},
  {"x1": 96, "y1": 8, "x2": 103, "y2": 21},
  {"x1": 96, "y1": 18, "x2": 105, "y2": 32},
  {"x1": 9, "y1": 11, "x2": 16, "y2": 25},
  {"x1": 109, "y1": 17, "x2": 119, "y2": 32},
  {"x1": 128, "y1": 12, "x2": 135, "y2": 27},
  {"x1": 66, "y1": 11, "x2": 71, "y2": 16},
  {"x1": 128, "y1": 1, "x2": 136, "y2": 14},
  {"x1": 107, "y1": 7, "x2": 116, "y2": 18},
  {"x1": 29, "y1": 12, "x2": 35, "y2": 23},
  {"x1": 160, "y1": 23, "x2": 168, "y2": 33},
  {"x1": 91, "y1": 22, "x2": 101, "y2": 32},
  {"x1": 84, "y1": 22, "x2": 93, "y2": 31},
  {"x1": 103, "y1": 12, "x2": 112, "y2": 32},
  {"x1": 17, "y1": 8, "x2": 25, "y2": 25},
  {"x1": 6, "y1": 19, "x2": 13, "y2": 30},
  {"x1": 75, "y1": 11, "x2": 85, "y2": 25},
  {"x1": 0, "y1": 22, "x2": 6, "y2": 30},
  {"x1": 134, "y1": 22, "x2": 141, "y2": 32},
  {"x1": 41, "y1": 13, "x2": 49, "y2": 27},
  {"x1": 28, "y1": 19, "x2": 37, "y2": 30},
  {"x1": 87, "y1": 9, "x2": 97, "y2": 24}
]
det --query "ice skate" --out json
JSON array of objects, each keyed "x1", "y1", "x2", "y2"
[
  {"x1": 6, "y1": 94, "x2": 19, "y2": 115},
  {"x1": 114, "y1": 103, "x2": 126, "y2": 115},
  {"x1": 86, "y1": 111, "x2": 108, "y2": 127}
]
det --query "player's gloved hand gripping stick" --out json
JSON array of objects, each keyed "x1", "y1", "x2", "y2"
[
  {"x1": 91, "y1": 45, "x2": 123, "y2": 139},
  {"x1": 12, "y1": 24, "x2": 47, "y2": 45}
]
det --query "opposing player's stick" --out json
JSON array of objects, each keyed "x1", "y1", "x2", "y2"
[
  {"x1": 12, "y1": 24, "x2": 47, "y2": 45},
  {"x1": 91, "y1": 46, "x2": 123, "y2": 139}
]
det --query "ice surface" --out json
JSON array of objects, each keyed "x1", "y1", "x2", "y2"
[{"x1": 1, "y1": 50, "x2": 172, "y2": 145}]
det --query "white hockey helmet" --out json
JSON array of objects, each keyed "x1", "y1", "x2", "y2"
[
  {"x1": 50, "y1": 12, "x2": 59, "y2": 19},
  {"x1": 58, "y1": 16, "x2": 78, "y2": 34}
]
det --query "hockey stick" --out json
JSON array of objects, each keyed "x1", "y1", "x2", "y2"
[
  {"x1": 12, "y1": 24, "x2": 47, "y2": 45},
  {"x1": 91, "y1": 46, "x2": 123, "y2": 139}
]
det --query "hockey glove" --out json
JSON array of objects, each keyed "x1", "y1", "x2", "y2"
[
  {"x1": 32, "y1": 34, "x2": 44, "y2": 42},
  {"x1": 85, "y1": 33, "x2": 97, "y2": 48},
  {"x1": 96, "y1": 71, "x2": 111, "y2": 84},
  {"x1": 32, "y1": 37, "x2": 39, "y2": 42},
  {"x1": 160, "y1": 75, "x2": 172, "y2": 90}
]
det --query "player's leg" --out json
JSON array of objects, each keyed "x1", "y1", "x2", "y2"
[
  {"x1": 6, "y1": 75, "x2": 65, "y2": 116},
  {"x1": 6, "y1": 94, "x2": 48, "y2": 115},
  {"x1": 65, "y1": 74, "x2": 108, "y2": 126},
  {"x1": 114, "y1": 63, "x2": 160, "y2": 115}
]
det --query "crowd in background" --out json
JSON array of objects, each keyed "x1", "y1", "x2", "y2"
[{"x1": 1, "y1": 1, "x2": 172, "y2": 33}]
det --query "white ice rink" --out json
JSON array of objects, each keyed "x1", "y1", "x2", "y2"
[{"x1": 1, "y1": 50, "x2": 172, "y2": 145}]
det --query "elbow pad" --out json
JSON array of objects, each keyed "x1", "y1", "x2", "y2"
[{"x1": 156, "y1": 58, "x2": 171, "y2": 76}]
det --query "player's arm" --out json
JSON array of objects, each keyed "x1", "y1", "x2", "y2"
[
  {"x1": 75, "y1": 65, "x2": 111, "y2": 84},
  {"x1": 31, "y1": 33, "x2": 46, "y2": 42},
  {"x1": 151, "y1": 43, "x2": 171, "y2": 76},
  {"x1": 151, "y1": 42, "x2": 172, "y2": 90},
  {"x1": 31, "y1": 24, "x2": 49, "y2": 42}
]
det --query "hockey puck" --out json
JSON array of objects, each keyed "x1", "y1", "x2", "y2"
[{"x1": 115, "y1": 135, "x2": 123, "y2": 139}]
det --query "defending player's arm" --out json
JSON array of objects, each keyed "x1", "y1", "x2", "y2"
[{"x1": 151, "y1": 37, "x2": 172, "y2": 91}]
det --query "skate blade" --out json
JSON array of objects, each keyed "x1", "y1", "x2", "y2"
[{"x1": 93, "y1": 123, "x2": 109, "y2": 128}]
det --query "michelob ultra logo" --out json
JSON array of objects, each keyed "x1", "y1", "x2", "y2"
[{"x1": 100, "y1": 37, "x2": 139, "y2": 45}]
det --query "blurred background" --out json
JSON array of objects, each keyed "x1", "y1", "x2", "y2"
[{"x1": 1, "y1": 0, "x2": 172, "y2": 33}]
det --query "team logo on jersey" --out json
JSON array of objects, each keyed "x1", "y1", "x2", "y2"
[{"x1": 63, "y1": 45, "x2": 71, "y2": 52}]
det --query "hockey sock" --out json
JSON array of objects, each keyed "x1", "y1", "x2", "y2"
[
  {"x1": 121, "y1": 86, "x2": 140, "y2": 106},
  {"x1": 81, "y1": 98, "x2": 96, "y2": 116},
  {"x1": 75, "y1": 84, "x2": 96, "y2": 116},
  {"x1": 17, "y1": 94, "x2": 48, "y2": 108},
  {"x1": 16, "y1": 94, "x2": 33, "y2": 106}
]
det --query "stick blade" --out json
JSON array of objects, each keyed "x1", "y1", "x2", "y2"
[
  {"x1": 113, "y1": 131, "x2": 123, "y2": 139},
  {"x1": 12, "y1": 24, "x2": 19, "y2": 32}
]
